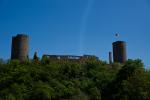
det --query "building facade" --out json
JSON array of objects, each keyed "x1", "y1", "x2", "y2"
[{"x1": 42, "y1": 54, "x2": 99, "y2": 62}]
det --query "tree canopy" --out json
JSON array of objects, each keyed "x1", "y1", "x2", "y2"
[{"x1": 0, "y1": 58, "x2": 149, "y2": 100}]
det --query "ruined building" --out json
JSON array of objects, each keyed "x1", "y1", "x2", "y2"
[
  {"x1": 10, "y1": 34, "x2": 128, "y2": 63},
  {"x1": 42, "y1": 54, "x2": 99, "y2": 62},
  {"x1": 11, "y1": 34, "x2": 29, "y2": 61},
  {"x1": 112, "y1": 41, "x2": 127, "y2": 63}
]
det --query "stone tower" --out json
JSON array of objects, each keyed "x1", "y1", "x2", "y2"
[
  {"x1": 113, "y1": 41, "x2": 127, "y2": 63},
  {"x1": 11, "y1": 34, "x2": 29, "y2": 61}
]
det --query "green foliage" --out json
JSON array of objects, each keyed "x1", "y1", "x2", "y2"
[
  {"x1": 103, "y1": 59, "x2": 150, "y2": 100},
  {"x1": 0, "y1": 59, "x2": 149, "y2": 100}
]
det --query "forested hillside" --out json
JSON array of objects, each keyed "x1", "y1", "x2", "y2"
[{"x1": 0, "y1": 58, "x2": 149, "y2": 100}]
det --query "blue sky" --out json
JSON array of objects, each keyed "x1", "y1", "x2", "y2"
[{"x1": 0, "y1": 0, "x2": 150, "y2": 67}]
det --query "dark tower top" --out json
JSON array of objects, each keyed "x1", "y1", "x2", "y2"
[
  {"x1": 113, "y1": 41, "x2": 127, "y2": 63},
  {"x1": 11, "y1": 34, "x2": 29, "y2": 61}
]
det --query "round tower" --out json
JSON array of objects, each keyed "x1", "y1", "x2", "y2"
[
  {"x1": 11, "y1": 34, "x2": 29, "y2": 61},
  {"x1": 112, "y1": 41, "x2": 127, "y2": 63}
]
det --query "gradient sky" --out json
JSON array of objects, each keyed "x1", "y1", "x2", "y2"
[{"x1": 0, "y1": 0, "x2": 150, "y2": 68}]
